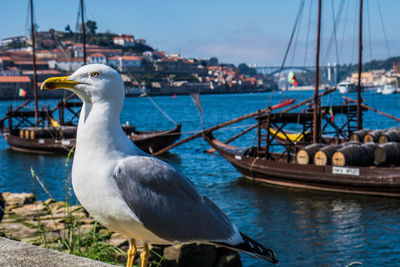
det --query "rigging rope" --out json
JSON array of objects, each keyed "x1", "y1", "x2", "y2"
[
  {"x1": 377, "y1": 0, "x2": 391, "y2": 58},
  {"x1": 366, "y1": 0, "x2": 373, "y2": 62},
  {"x1": 145, "y1": 95, "x2": 178, "y2": 126},
  {"x1": 267, "y1": 0, "x2": 305, "y2": 107}
]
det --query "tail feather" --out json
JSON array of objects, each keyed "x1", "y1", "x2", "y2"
[{"x1": 212, "y1": 232, "x2": 278, "y2": 264}]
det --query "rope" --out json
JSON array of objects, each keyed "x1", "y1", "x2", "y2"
[
  {"x1": 267, "y1": 0, "x2": 305, "y2": 107},
  {"x1": 145, "y1": 95, "x2": 177, "y2": 126},
  {"x1": 377, "y1": 0, "x2": 391, "y2": 58}
]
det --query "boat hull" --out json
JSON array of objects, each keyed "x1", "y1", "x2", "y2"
[
  {"x1": 1, "y1": 124, "x2": 181, "y2": 155},
  {"x1": 207, "y1": 137, "x2": 400, "y2": 197}
]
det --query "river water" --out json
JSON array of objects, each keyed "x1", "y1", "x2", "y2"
[{"x1": 1, "y1": 90, "x2": 400, "y2": 266}]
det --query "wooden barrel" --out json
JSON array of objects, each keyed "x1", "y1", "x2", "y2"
[
  {"x1": 363, "y1": 129, "x2": 384, "y2": 143},
  {"x1": 378, "y1": 128, "x2": 400, "y2": 144},
  {"x1": 374, "y1": 142, "x2": 400, "y2": 165},
  {"x1": 314, "y1": 145, "x2": 342, "y2": 166},
  {"x1": 350, "y1": 129, "x2": 371, "y2": 142},
  {"x1": 28, "y1": 128, "x2": 55, "y2": 139},
  {"x1": 296, "y1": 143, "x2": 325, "y2": 165},
  {"x1": 24, "y1": 130, "x2": 30, "y2": 139},
  {"x1": 332, "y1": 144, "x2": 375, "y2": 167}
]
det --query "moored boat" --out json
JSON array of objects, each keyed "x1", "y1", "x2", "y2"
[{"x1": 206, "y1": 134, "x2": 400, "y2": 197}]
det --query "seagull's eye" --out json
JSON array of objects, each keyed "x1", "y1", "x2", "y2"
[{"x1": 90, "y1": 72, "x2": 99, "y2": 78}]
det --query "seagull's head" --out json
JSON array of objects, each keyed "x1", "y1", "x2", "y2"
[{"x1": 41, "y1": 64, "x2": 124, "y2": 105}]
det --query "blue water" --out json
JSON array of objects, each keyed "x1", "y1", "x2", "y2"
[{"x1": 1, "y1": 91, "x2": 400, "y2": 266}]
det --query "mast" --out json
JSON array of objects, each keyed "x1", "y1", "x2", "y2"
[
  {"x1": 80, "y1": 0, "x2": 86, "y2": 64},
  {"x1": 30, "y1": 0, "x2": 39, "y2": 126},
  {"x1": 356, "y1": 0, "x2": 363, "y2": 130},
  {"x1": 313, "y1": 0, "x2": 322, "y2": 143}
]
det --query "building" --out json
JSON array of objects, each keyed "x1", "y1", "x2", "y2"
[
  {"x1": 0, "y1": 76, "x2": 31, "y2": 99},
  {"x1": 13, "y1": 60, "x2": 49, "y2": 71},
  {"x1": 52, "y1": 58, "x2": 84, "y2": 72},
  {"x1": 1, "y1": 36, "x2": 28, "y2": 47},
  {"x1": 21, "y1": 69, "x2": 62, "y2": 82},
  {"x1": 108, "y1": 55, "x2": 142, "y2": 71},
  {"x1": 113, "y1": 34, "x2": 135, "y2": 47},
  {"x1": 88, "y1": 53, "x2": 107, "y2": 64}
]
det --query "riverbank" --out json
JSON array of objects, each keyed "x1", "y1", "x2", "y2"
[{"x1": 0, "y1": 192, "x2": 241, "y2": 267}]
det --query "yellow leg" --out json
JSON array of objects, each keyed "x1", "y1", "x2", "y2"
[
  {"x1": 126, "y1": 239, "x2": 137, "y2": 267},
  {"x1": 140, "y1": 243, "x2": 150, "y2": 267}
]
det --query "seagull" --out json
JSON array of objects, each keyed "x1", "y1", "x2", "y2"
[{"x1": 41, "y1": 64, "x2": 278, "y2": 267}]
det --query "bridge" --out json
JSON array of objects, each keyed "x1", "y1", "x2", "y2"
[
  {"x1": 255, "y1": 66, "x2": 315, "y2": 75},
  {"x1": 255, "y1": 64, "x2": 340, "y2": 86}
]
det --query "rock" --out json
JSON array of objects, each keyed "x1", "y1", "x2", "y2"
[
  {"x1": 79, "y1": 224, "x2": 95, "y2": 235},
  {"x1": 108, "y1": 233, "x2": 128, "y2": 248},
  {"x1": 44, "y1": 198, "x2": 56, "y2": 206},
  {"x1": 0, "y1": 222, "x2": 38, "y2": 240},
  {"x1": 40, "y1": 218, "x2": 64, "y2": 231},
  {"x1": 11, "y1": 203, "x2": 49, "y2": 218},
  {"x1": 214, "y1": 248, "x2": 242, "y2": 267},
  {"x1": 3, "y1": 192, "x2": 35, "y2": 207},
  {"x1": 0, "y1": 193, "x2": 4, "y2": 222},
  {"x1": 51, "y1": 205, "x2": 82, "y2": 216},
  {"x1": 160, "y1": 243, "x2": 217, "y2": 267},
  {"x1": 0, "y1": 237, "x2": 117, "y2": 266},
  {"x1": 82, "y1": 217, "x2": 96, "y2": 225}
]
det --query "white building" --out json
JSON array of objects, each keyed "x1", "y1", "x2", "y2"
[
  {"x1": 113, "y1": 35, "x2": 135, "y2": 47},
  {"x1": 88, "y1": 53, "x2": 107, "y2": 64}
]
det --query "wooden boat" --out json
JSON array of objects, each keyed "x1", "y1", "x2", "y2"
[
  {"x1": 0, "y1": 102, "x2": 181, "y2": 155},
  {"x1": 206, "y1": 119, "x2": 400, "y2": 197},
  {"x1": 204, "y1": 0, "x2": 400, "y2": 197}
]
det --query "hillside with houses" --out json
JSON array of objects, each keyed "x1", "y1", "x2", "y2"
[{"x1": 0, "y1": 28, "x2": 276, "y2": 100}]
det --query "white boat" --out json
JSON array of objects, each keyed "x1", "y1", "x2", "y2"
[
  {"x1": 126, "y1": 86, "x2": 147, "y2": 97},
  {"x1": 381, "y1": 84, "x2": 396, "y2": 95},
  {"x1": 376, "y1": 87, "x2": 383, "y2": 94},
  {"x1": 338, "y1": 81, "x2": 356, "y2": 94}
]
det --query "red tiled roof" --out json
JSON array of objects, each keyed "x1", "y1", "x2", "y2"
[
  {"x1": 0, "y1": 56, "x2": 11, "y2": 61},
  {"x1": 89, "y1": 53, "x2": 106, "y2": 57},
  {"x1": 21, "y1": 70, "x2": 61, "y2": 75},
  {"x1": 0, "y1": 76, "x2": 30, "y2": 83},
  {"x1": 88, "y1": 48, "x2": 121, "y2": 53},
  {"x1": 5, "y1": 66, "x2": 19, "y2": 71},
  {"x1": 122, "y1": 56, "x2": 141, "y2": 61},
  {"x1": 14, "y1": 60, "x2": 48, "y2": 65},
  {"x1": 56, "y1": 58, "x2": 84, "y2": 62},
  {"x1": 108, "y1": 56, "x2": 120, "y2": 61}
]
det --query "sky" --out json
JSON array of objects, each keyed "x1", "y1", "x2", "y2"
[{"x1": 1, "y1": 0, "x2": 400, "y2": 66}]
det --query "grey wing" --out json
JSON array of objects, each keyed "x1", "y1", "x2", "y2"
[{"x1": 113, "y1": 156, "x2": 239, "y2": 243}]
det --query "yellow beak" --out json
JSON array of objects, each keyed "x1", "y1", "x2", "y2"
[{"x1": 40, "y1": 76, "x2": 81, "y2": 90}]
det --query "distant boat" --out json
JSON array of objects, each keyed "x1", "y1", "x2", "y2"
[
  {"x1": 381, "y1": 84, "x2": 396, "y2": 95},
  {"x1": 125, "y1": 85, "x2": 147, "y2": 97},
  {"x1": 381, "y1": 76, "x2": 399, "y2": 95},
  {"x1": 376, "y1": 87, "x2": 383, "y2": 94},
  {"x1": 338, "y1": 81, "x2": 357, "y2": 94}
]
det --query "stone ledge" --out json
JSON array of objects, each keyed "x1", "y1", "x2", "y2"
[{"x1": 0, "y1": 237, "x2": 116, "y2": 267}]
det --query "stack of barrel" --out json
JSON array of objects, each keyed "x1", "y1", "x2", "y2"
[{"x1": 296, "y1": 127, "x2": 400, "y2": 167}]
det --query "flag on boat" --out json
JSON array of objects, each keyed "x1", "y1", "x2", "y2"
[
  {"x1": 287, "y1": 71, "x2": 298, "y2": 86},
  {"x1": 329, "y1": 106, "x2": 334, "y2": 122},
  {"x1": 50, "y1": 118, "x2": 61, "y2": 127},
  {"x1": 19, "y1": 88, "x2": 27, "y2": 97}
]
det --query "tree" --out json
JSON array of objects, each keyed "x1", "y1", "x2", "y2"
[
  {"x1": 65, "y1": 25, "x2": 73, "y2": 34},
  {"x1": 238, "y1": 63, "x2": 256, "y2": 75},
  {"x1": 86, "y1": 20, "x2": 97, "y2": 35}
]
